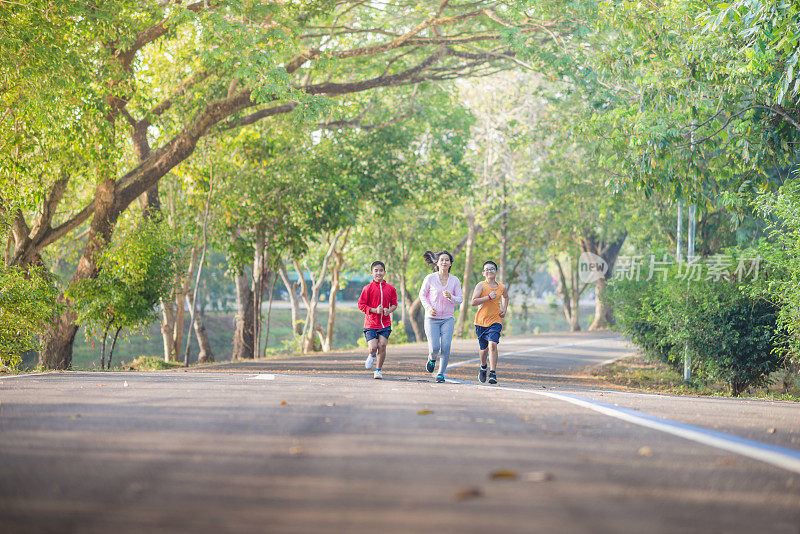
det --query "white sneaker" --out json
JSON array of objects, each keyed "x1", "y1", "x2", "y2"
[
  {"x1": 373, "y1": 369, "x2": 382, "y2": 379},
  {"x1": 365, "y1": 354, "x2": 375, "y2": 370}
]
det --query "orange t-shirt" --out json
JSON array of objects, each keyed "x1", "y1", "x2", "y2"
[{"x1": 474, "y1": 281, "x2": 504, "y2": 327}]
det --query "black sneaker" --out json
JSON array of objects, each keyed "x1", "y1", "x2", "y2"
[
  {"x1": 435, "y1": 374, "x2": 445, "y2": 383},
  {"x1": 479, "y1": 365, "x2": 488, "y2": 383},
  {"x1": 426, "y1": 358, "x2": 436, "y2": 373},
  {"x1": 488, "y1": 370, "x2": 497, "y2": 384}
]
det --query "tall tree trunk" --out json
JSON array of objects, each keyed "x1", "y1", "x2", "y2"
[
  {"x1": 554, "y1": 254, "x2": 581, "y2": 332},
  {"x1": 194, "y1": 307, "x2": 215, "y2": 363},
  {"x1": 278, "y1": 262, "x2": 303, "y2": 336},
  {"x1": 232, "y1": 273, "x2": 254, "y2": 359},
  {"x1": 39, "y1": 177, "x2": 119, "y2": 369},
  {"x1": 263, "y1": 268, "x2": 277, "y2": 356},
  {"x1": 402, "y1": 286, "x2": 425, "y2": 342},
  {"x1": 297, "y1": 230, "x2": 341, "y2": 353},
  {"x1": 580, "y1": 230, "x2": 627, "y2": 331},
  {"x1": 455, "y1": 207, "x2": 477, "y2": 337}
]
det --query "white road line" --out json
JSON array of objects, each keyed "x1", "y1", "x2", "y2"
[
  {"x1": 248, "y1": 374, "x2": 276, "y2": 380},
  {"x1": 447, "y1": 337, "x2": 623, "y2": 369},
  {"x1": 0, "y1": 372, "x2": 53, "y2": 380},
  {"x1": 445, "y1": 377, "x2": 800, "y2": 476}
]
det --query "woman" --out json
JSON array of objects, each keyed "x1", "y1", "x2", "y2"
[{"x1": 419, "y1": 250, "x2": 463, "y2": 383}]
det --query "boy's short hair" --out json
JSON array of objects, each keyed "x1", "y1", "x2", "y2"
[
  {"x1": 371, "y1": 261, "x2": 386, "y2": 271},
  {"x1": 483, "y1": 260, "x2": 498, "y2": 271}
]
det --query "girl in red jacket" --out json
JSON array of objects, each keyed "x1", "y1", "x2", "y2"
[{"x1": 357, "y1": 261, "x2": 398, "y2": 379}]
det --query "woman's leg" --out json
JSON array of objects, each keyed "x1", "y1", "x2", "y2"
[
  {"x1": 424, "y1": 316, "x2": 441, "y2": 360},
  {"x1": 437, "y1": 317, "x2": 455, "y2": 375}
]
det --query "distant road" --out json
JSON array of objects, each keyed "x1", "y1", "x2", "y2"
[{"x1": 1, "y1": 332, "x2": 799, "y2": 533}]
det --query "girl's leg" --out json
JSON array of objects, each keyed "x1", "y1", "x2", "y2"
[
  {"x1": 437, "y1": 317, "x2": 455, "y2": 375},
  {"x1": 424, "y1": 316, "x2": 441, "y2": 360}
]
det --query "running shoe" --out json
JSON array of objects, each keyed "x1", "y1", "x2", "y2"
[
  {"x1": 479, "y1": 365, "x2": 488, "y2": 383},
  {"x1": 426, "y1": 358, "x2": 436, "y2": 373},
  {"x1": 435, "y1": 374, "x2": 445, "y2": 383},
  {"x1": 373, "y1": 369, "x2": 382, "y2": 379},
  {"x1": 488, "y1": 370, "x2": 497, "y2": 384},
  {"x1": 365, "y1": 353, "x2": 375, "y2": 370}
]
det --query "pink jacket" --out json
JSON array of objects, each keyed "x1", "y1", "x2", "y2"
[{"x1": 419, "y1": 273, "x2": 463, "y2": 319}]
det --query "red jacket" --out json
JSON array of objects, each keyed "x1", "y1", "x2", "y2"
[{"x1": 357, "y1": 279, "x2": 398, "y2": 329}]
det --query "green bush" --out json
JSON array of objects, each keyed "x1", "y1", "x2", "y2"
[
  {"x1": 608, "y1": 255, "x2": 781, "y2": 396},
  {"x1": 0, "y1": 264, "x2": 60, "y2": 370}
]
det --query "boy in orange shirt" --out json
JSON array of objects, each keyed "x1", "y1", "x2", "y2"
[{"x1": 470, "y1": 260, "x2": 508, "y2": 384}]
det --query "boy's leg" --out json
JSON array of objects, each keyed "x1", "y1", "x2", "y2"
[
  {"x1": 367, "y1": 337, "x2": 379, "y2": 356},
  {"x1": 376, "y1": 335, "x2": 389, "y2": 370},
  {"x1": 488, "y1": 341, "x2": 499, "y2": 371}
]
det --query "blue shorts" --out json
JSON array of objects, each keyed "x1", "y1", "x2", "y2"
[
  {"x1": 364, "y1": 327, "x2": 392, "y2": 342},
  {"x1": 475, "y1": 323, "x2": 502, "y2": 350}
]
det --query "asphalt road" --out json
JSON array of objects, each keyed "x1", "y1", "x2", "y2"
[{"x1": 1, "y1": 331, "x2": 799, "y2": 534}]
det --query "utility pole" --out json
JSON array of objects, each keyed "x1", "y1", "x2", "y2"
[
  {"x1": 676, "y1": 201, "x2": 683, "y2": 263},
  {"x1": 684, "y1": 204, "x2": 696, "y2": 382}
]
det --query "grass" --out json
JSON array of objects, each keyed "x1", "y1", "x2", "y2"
[{"x1": 593, "y1": 354, "x2": 800, "y2": 401}]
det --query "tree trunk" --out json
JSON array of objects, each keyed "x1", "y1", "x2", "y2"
[
  {"x1": 298, "y1": 232, "x2": 341, "y2": 353},
  {"x1": 455, "y1": 207, "x2": 477, "y2": 337},
  {"x1": 39, "y1": 177, "x2": 119, "y2": 369},
  {"x1": 402, "y1": 286, "x2": 425, "y2": 342},
  {"x1": 194, "y1": 307, "x2": 215, "y2": 363},
  {"x1": 581, "y1": 230, "x2": 627, "y2": 331},
  {"x1": 278, "y1": 262, "x2": 303, "y2": 336},
  {"x1": 554, "y1": 254, "x2": 581, "y2": 332},
  {"x1": 232, "y1": 273, "x2": 254, "y2": 359}
]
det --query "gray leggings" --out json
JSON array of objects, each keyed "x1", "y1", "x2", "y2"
[{"x1": 424, "y1": 316, "x2": 455, "y2": 375}]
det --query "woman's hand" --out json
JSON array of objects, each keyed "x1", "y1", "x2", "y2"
[
  {"x1": 499, "y1": 309, "x2": 506, "y2": 318},
  {"x1": 443, "y1": 290, "x2": 452, "y2": 300},
  {"x1": 429, "y1": 307, "x2": 438, "y2": 317}
]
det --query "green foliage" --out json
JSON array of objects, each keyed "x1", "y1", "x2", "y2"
[
  {"x1": 751, "y1": 178, "x2": 800, "y2": 369},
  {"x1": 608, "y1": 258, "x2": 781, "y2": 396},
  {"x1": 67, "y1": 219, "x2": 180, "y2": 352},
  {"x1": 0, "y1": 265, "x2": 60, "y2": 369}
]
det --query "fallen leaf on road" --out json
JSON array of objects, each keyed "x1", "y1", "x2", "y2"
[
  {"x1": 638, "y1": 446, "x2": 653, "y2": 457},
  {"x1": 69, "y1": 414, "x2": 80, "y2": 420},
  {"x1": 281, "y1": 401, "x2": 288, "y2": 406},
  {"x1": 716, "y1": 457, "x2": 734, "y2": 466},
  {"x1": 325, "y1": 402, "x2": 335, "y2": 407},
  {"x1": 453, "y1": 487, "x2": 483, "y2": 500},
  {"x1": 489, "y1": 470, "x2": 518, "y2": 480},
  {"x1": 767, "y1": 428, "x2": 777, "y2": 434},
  {"x1": 417, "y1": 409, "x2": 434, "y2": 415},
  {"x1": 524, "y1": 471, "x2": 554, "y2": 483},
  {"x1": 521, "y1": 415, "x2": 531, "y2": 421},
  {"x1": 123, "y1": 381, "x2": 128, "y2": 388},
  {"x1": 290, "y1": 446, "x2": 304, "y2": 456}
]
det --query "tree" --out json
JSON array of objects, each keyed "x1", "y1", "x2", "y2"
[{"x1": 3, "y1": 0, "x2": 554, "y2": 369}]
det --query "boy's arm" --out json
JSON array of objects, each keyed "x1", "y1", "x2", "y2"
[
  {"x1": 470, "y1": 282, "x2": 486, "y2": 306},
  {"x1": 500, "y1": 292, "x2": 509, "y2": 317},
  {"x1": 383, "y1": 287, "x2": 398, "y2": 315},
  {"x1": 357, "y1": 287, "x2": 372, "y2": 314}
]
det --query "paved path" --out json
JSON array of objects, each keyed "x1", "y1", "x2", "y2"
[{"x1": 1, "y1": 332, "x2": 799, "y2": 533}]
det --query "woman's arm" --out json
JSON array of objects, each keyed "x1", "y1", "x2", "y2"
[
  {"x1": 450, "y1": 278, "x2": 464, "y2": 305},
  {"x1": 418, "y1": 275, "x2": 433, "y2": 312}
]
